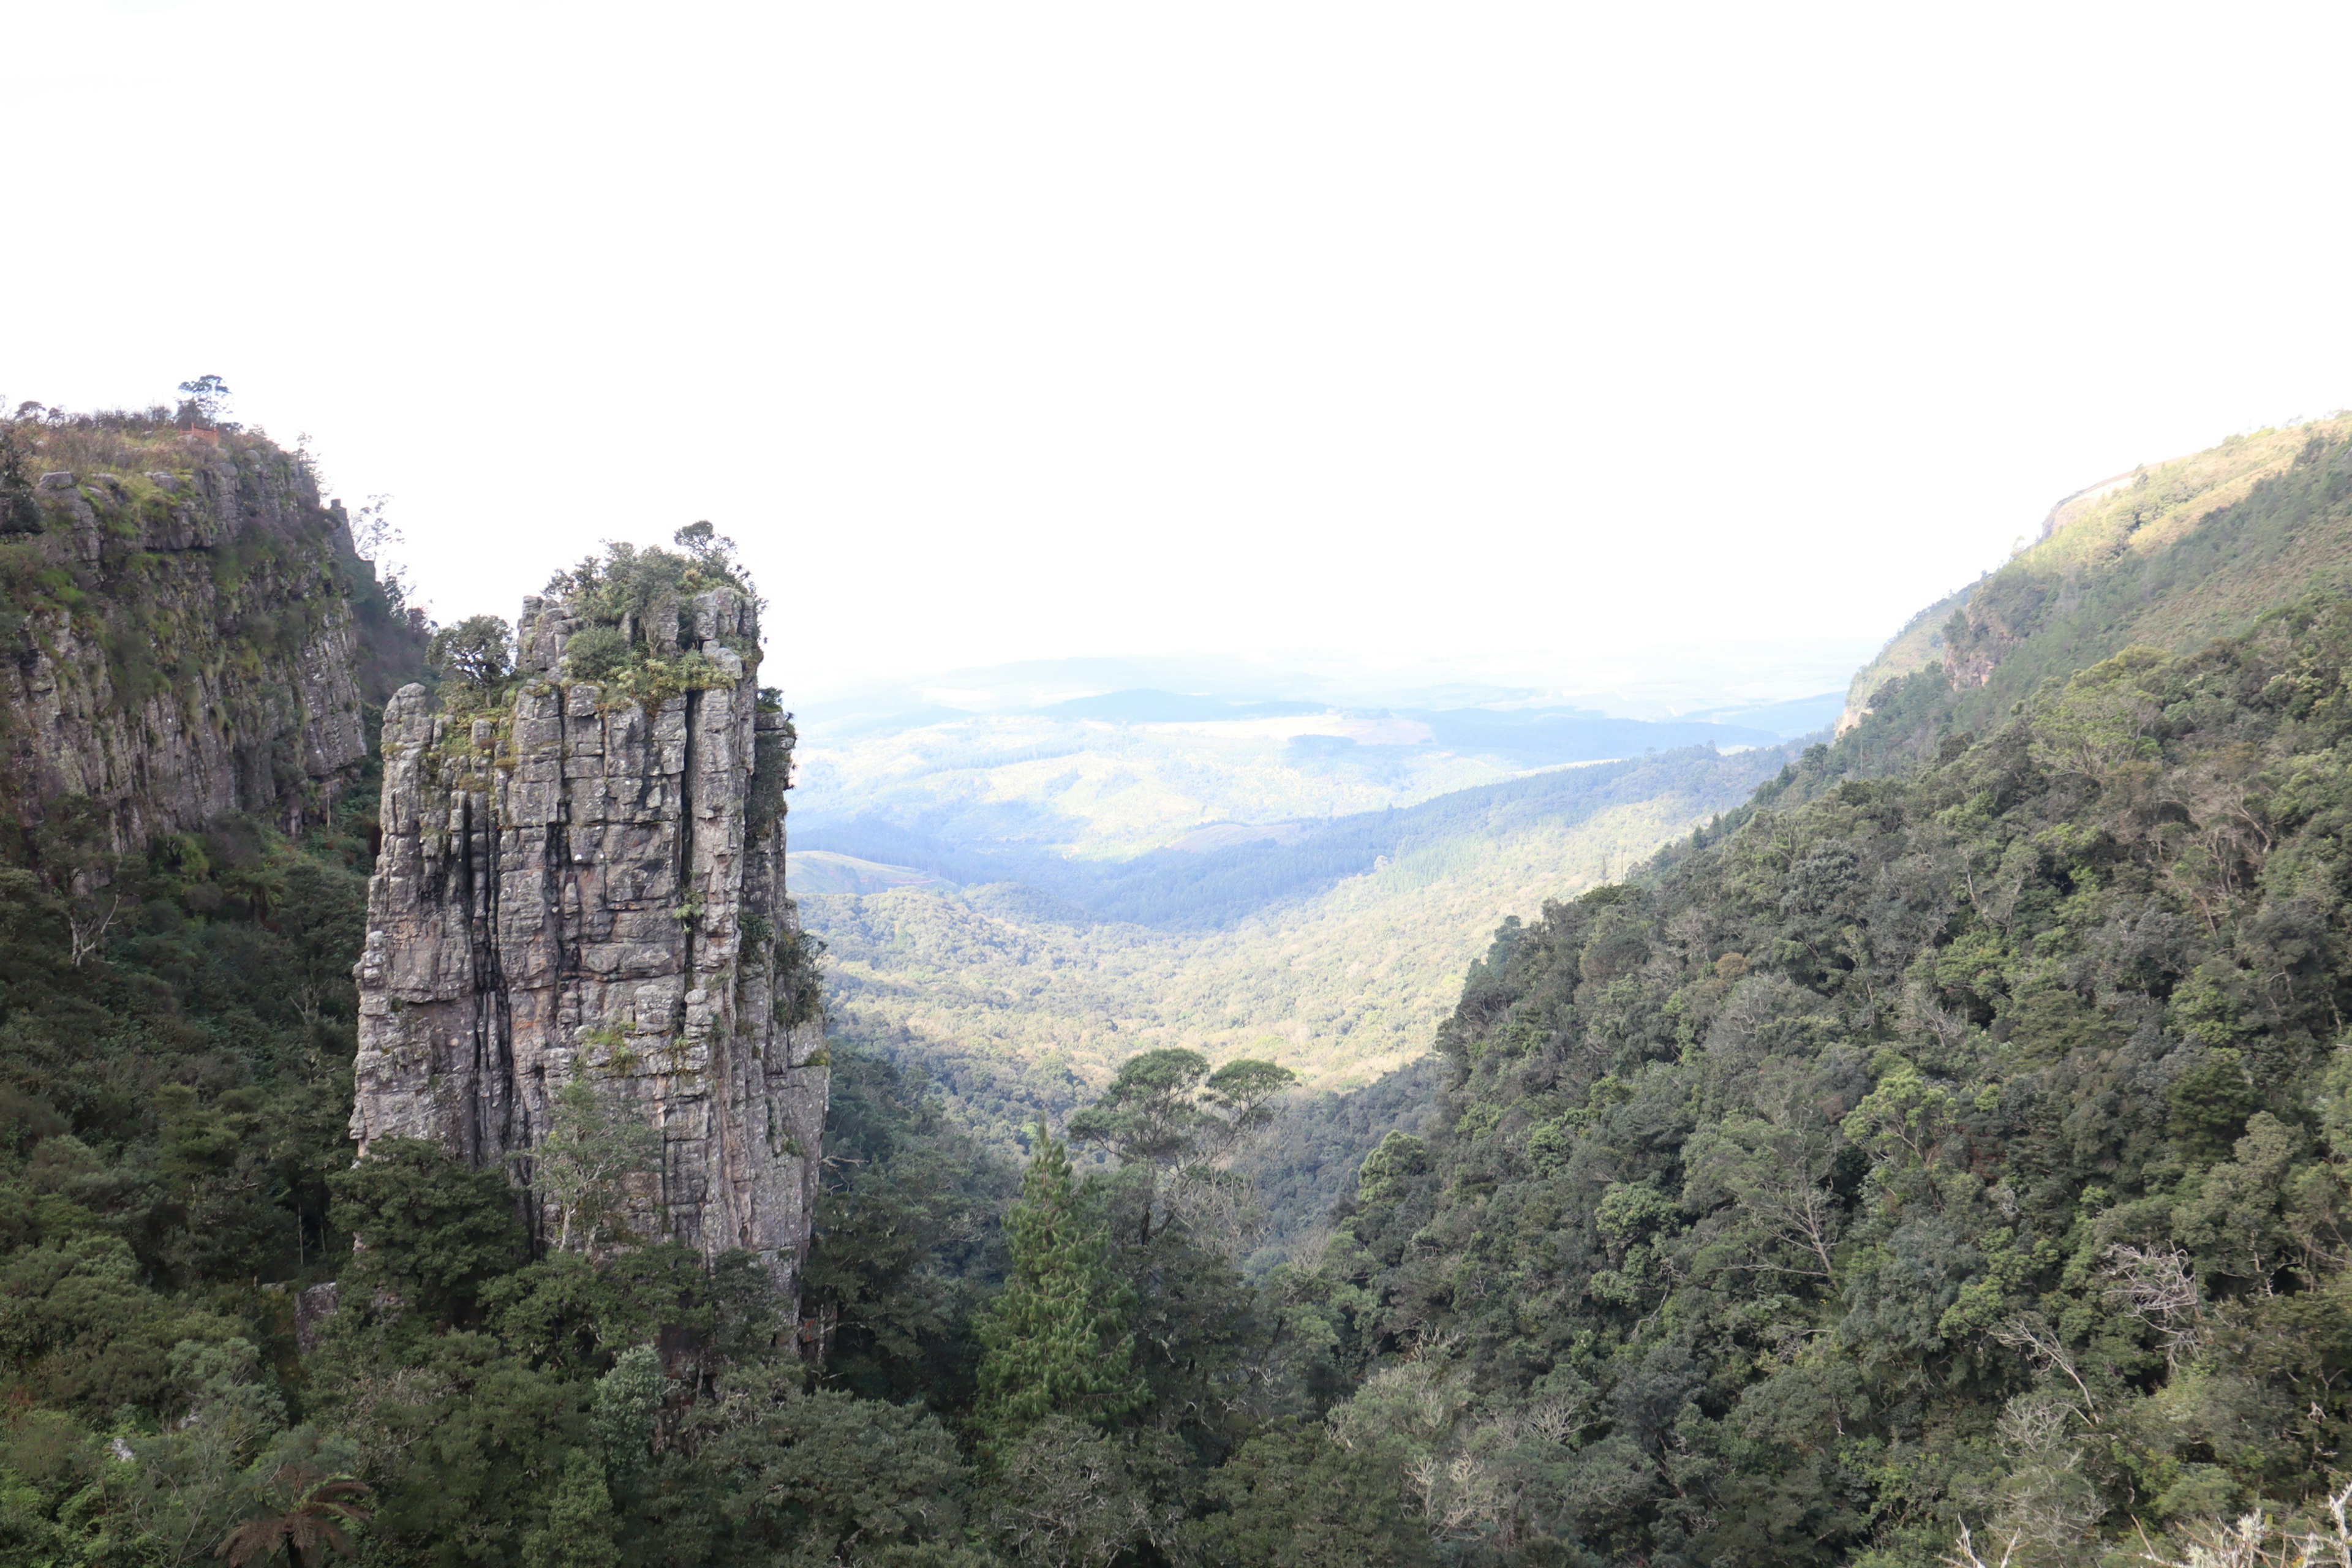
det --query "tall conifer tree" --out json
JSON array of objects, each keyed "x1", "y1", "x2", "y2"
[{"x1": 973, "y1": 1125, "x2": 1145, "y2": 1440}]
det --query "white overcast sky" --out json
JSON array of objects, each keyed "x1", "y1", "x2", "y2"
[{"x1": 7, "y1": 1, "x2": 2350, "y2": 704}]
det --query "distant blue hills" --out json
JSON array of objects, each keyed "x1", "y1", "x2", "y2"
[
  {"x1": 1027, "y1": 688, "x2": 1327, "y2": 723},
  {"x1": 794, "y1": 743, "x2": 1790, "y2": 932},
  {"x1": 1019, "y1": 687, "x2": 1812, "y2": 764}
]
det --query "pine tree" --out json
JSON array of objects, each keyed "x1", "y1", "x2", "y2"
[{"x1": 973, "y1": 1125, "x2": 1146, "y2": 1441}]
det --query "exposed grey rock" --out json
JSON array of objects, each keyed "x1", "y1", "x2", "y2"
[
  {"x1": 0, "y1": 443, "x2": 368, "y2": 851},
  {"x1": 350, "y1": 584, "x2": 823, "y2": 1299},
  {"x1": 295, "y1": 1281, "x2": 341, "y2": 1352}
]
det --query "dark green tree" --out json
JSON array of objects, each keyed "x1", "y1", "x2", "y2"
[
  {"x1": 592, "y1": 1345, "x2": 663, "y2": 1487},
  {"x1": 802, "y1": 1046, "x2": 1012, "y2": 1406},
  {"x1": 327, "y1": 1139, "x2": 526, "y2": 1326},
  {"x1": 1069, "y1": 1049, "x2": 1295, "y2": 1243},
  {"x1": 1189, "y1": 1419, "x2": 1433, "y2": 1568},
  {"x1": 973, "y1": 1126, "x2": 1145, "y2": 1441},
  {"x1": 426, "y1": 614, "x2": 514, "y2": 694},
  {"x1": 693, "y1": 1364, "x2": 971, "y2": 1562},
  {"x1": 520, "y1": 1449, "x2": 622, "y2": 1568}
]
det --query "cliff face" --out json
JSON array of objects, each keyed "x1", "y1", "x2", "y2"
[
  {"x1": 349, "y1": 578, "x2": 825, "y2": 1294},
  {"x1": 0, "y1": 424, "x2": 372, "y2": 851}
]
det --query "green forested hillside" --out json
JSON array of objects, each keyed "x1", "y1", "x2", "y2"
[
  {"x1": 1229, "y1": 1057, "x2": 1437, "y2": 1272},
  {"x1": 803, "y1": 747, "x2": 1785, "y2": 1153},
  {"x1": 809, "y1": 752, "x2": 1795, "y2": 933},
  {"x1": 1844, "y1": 417, "x2": 2352, "y2": 732},
  {"x1": 23, "y1": 409, "x2": 2352, "y2": 1568},
  {"x1": 1310, "y1": 590, "x2": 2352, "y2": 1565}
]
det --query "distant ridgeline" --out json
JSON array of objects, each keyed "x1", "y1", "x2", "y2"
[
  {"x1": 1023, "y1": 685, "x2": 1802, "y2": 766},
  {"x1": 800, "y1": 750, "x2": 1792, "y2": 933},
  {"x1": 1321, "y1": 419, "x2": 2352, "y2": 1563},
  {"x1": 801, "y1": 744, "x2": 1793, "y2": 1270},
  {"x1": 0, "y1": 410, "x2": 426, "y2": 858}
]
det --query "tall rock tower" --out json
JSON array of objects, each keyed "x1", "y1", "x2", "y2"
[{"x1": 350, "y1": 565, "x2": 825, "y2": 1297}]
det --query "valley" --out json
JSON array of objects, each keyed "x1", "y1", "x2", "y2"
[
  {"x1": 13, "y1": 402, "x2": 2352, "y2": 1568},
  {"x1": 783, "y1": 679, "x2": 1823, "y2": 1254}
]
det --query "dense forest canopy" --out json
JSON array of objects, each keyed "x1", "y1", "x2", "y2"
[{"x1": 1324, "y1": 594, "x2": 2352, "y2": 1564}]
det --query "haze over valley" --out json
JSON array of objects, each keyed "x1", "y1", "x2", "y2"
[
  {"x1": 783, "y1": 657, "x2": 1838, "y2": 1249},
  {"x1": 15, "y1": 6, "x2": 2352, "y2": 1565}
]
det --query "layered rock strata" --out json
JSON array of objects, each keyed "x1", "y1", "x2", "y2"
[
  {"x1": 350, "y1": 586, "x2": 824, "y2": 1295},
  {"x1": 1, "y1": 434, "x2": 369, "y2": 850}
]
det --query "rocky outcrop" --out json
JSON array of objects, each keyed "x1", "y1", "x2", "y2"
[
  {"x1": 0, "y1": 432, "x2": 370, "y2": 851},
  {"x1": 349, "y1": 582, "x2": 824, "y2": 1296}
]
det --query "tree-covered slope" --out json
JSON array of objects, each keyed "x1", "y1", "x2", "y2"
[
  {"x1": 1317, "y1": 595, "x2": 2352, "y2": 1566},
  {"x1": 1843, "y1": 417, "x2": 2352, "y2": 734},
  {"x1": 804, "y1": 747, "x2": 1787, "y2": 1147}
]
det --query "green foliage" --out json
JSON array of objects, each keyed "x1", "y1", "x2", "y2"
[
  {"x1": 1303, "y1": 594, "x2": 2352, "y2": 1566},
  {"x1": 1228, "y1": 1058, "x2": 1434, "y2": 1272},
  {"x1": 595, "y1": 647, "x2": 737, "y2": 712},
  {"x1": 0, "y1": 424, "x2": 40, "y2": 533},
  {"x1": 974, "y1": 1129, "x2": 1147, "y2": 1441},
  {"x1": 521, "y1": 1449, "x2": 622, "y2": 1568},
  {"x1": 562, "y1": 622, "x2": 631, "y2": 682},
  {"x1": 329, "y1": 1139, "x2": 526, "y2": 1325},
  {"x1": 981, "y1": 1414, "x2": 1167, "y2": 1568},
  {"x1": 772, "y1": 925, "x2": 826, "y2": 1031},
  {"x1": 527, "y1": 1072, "x2": 663, "y2": 1253},
  {"x1": 747, "y1": 723, "x2": 791, "y2": 838},
  {"x1": 693, "y1": 1363, "x2": 970, "y2": 1562},
  {"x1": 594, "y1": 1345, "x2": 665, "y2": 1485},
  {"x1": 543, "y1": 536, "x2": 758, "y2": 710},
  {"x1": 1068, "y1": 1048, "x2": 1298, "y2": 1175},
  {"x1": 426, "y1": 613, "x2": 514, "y2": 695},
  {"x1": 804, "y1": 1047, "x2": 1014, "y2": 1406},
  {"x1": 309, "y1": 1326, "x2": 592, "y2": 1566},
  {"x1": 1071, "y1": 1050, "x2": 1214, "y2": 1185},
  {"x1": 1189, "y1": 1419, "x2": 1433, "y2": 1567},
  {"x1": 0, "y1": 764, "x2": 399, "y2": 1558},
  {"x1": 545, "y1": 535, "x2": 751, "y2": 631}
]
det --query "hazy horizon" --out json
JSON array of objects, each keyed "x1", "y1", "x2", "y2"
[
  {"x1": 777, "y1": 637, "x2": 1880, "y2": 722},
  {"x1": 14, "y1": 2, "x2": 2351, "y2": 695}
]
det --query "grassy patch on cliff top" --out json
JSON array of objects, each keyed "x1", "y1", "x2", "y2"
[{"x1": 1844, "y1": 415, "x2": 2352, "y2": 728}]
